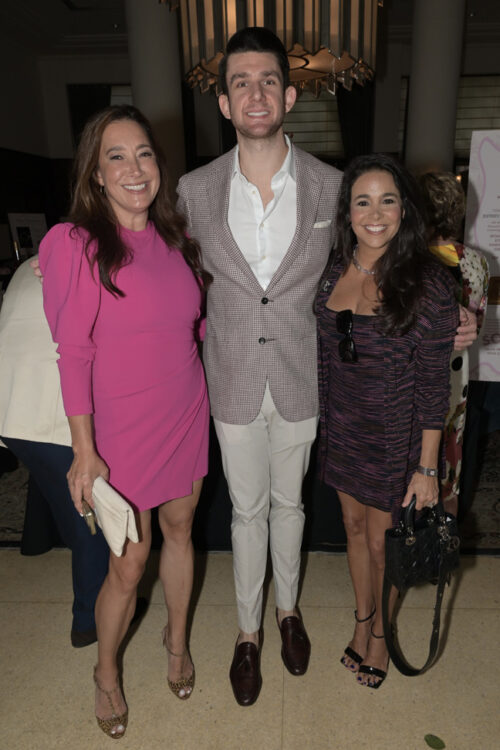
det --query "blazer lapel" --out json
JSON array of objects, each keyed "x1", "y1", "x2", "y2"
[
  {"x1": 266, "y1": 147, "x2": 322, "y2": 291},
  {"x1": 212, "y1": 148, "x2": 265, "y2": 294}
]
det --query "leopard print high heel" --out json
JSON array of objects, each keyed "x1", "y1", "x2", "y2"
[
  {"x1": 162, "y1": 626, "x2": 195, "y2": 700},
  {"x1": 93, "y1": 667, "x2": 128, "y2": 739}
]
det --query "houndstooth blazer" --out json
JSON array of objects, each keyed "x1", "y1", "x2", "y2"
[{"x1": 177, "y1": 145, "x2": 342, "y2": 425}]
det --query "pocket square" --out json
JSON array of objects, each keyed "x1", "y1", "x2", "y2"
[{"x1": 313, "y1": 220, "x2": 332, "y2": 229}]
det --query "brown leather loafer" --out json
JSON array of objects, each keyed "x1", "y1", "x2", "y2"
[
  {"x1": 229, "y1": 640, "x2": 262, "y2": 706},
  {"x1": 276, "y1": 609, "x2": 311, "y2": 675}
]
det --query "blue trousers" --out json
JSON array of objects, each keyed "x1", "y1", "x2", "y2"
[{"x1": 2, "y1": 438, "x2": 109, "y2": 632}]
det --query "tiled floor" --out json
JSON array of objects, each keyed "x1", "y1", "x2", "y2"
[{"x1": 1, "y1": 549, "x2": 499, "y2": 749}]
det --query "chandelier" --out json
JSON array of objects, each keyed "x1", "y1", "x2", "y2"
[{"x1": 161, "y1": 1, "x2": 381, "y2": 96}]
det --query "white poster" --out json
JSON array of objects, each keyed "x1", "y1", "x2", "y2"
[{"x1": 464, "y1": 130, "x2": 500, "y2": 381}]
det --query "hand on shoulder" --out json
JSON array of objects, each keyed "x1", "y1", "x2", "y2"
[
  {"x1": 29, "y1": 256, "x2": 42, "y2": 281},
  {"x1": 453, "y1": 305, "x2": 478, "y2": 351}
]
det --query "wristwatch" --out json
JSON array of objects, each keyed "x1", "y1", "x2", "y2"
[{"x1": 417, "y1": 465, "x2": 438, "y2": 477}]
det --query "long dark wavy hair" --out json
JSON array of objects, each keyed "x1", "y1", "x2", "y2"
[
  {"x1": 334, "y1": 153, "x2": 434, "y2": 335},
  {"x1": 69, "y1": 104, "x2": 211, "y2": 296}
]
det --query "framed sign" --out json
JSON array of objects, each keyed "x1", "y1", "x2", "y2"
[
  {"x1": 7, "y1": 213, "x2": 48, "y2": 260},
  {"x1": 465, "y1": 130, "x2": 500, "y2": 381}
]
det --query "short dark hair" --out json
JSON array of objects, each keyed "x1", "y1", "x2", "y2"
[{"x1": 219, "y1": 26, "x2": 290, "y2": 94}]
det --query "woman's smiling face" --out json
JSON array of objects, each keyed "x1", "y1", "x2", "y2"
[
  {"x1": 349, "y1": 169, "x2": 403, "y2": 257},
  {"x1": 95, "y1": 119, "x2": 160, "y2": 230}
]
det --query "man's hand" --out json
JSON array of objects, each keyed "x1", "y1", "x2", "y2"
[{"x1": 454, "y1": 305, "x2": 478, "y2": 351}]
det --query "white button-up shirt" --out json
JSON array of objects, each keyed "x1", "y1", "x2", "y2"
[{"x1": 228, "y1": 137, "x2": 297, "y2": 290}]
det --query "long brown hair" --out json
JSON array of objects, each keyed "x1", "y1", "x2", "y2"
[{"x1": 69, "y1": 104, "x2": 211, "y2": 296}]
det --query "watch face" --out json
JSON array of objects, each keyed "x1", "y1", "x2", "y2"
[{"x1": 418, "y1": 466, "x2": 437, "y2": 476}]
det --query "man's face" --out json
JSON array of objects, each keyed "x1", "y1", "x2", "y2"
[{"x1": 218, "y1": 51, "x2": 296, "y2": 141}]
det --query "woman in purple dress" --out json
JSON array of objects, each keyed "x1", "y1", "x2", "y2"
[
  {"x1": 40, "y1": 106, "x2": 211, "y2": 738},
  {"x1": 316, "y1": 154, "x2": 458, "y2": 689}
]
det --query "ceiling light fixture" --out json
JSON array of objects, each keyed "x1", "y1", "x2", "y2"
[{"x1": 160, "y1": 0, "x2": 381, "y2": 96}]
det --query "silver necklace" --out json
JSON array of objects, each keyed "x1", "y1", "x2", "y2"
[{"x1": 352, "y1": 247, "x2": 375, "y2": 276}]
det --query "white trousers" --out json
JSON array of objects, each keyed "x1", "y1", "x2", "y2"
[{"x1": 214, "y1": 383, "x2": 318, "y2": 633}]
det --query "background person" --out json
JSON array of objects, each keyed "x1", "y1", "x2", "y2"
[
  {"x1": 315, "y1": 154, "x2": 458, "y2": 689},
  {"x1": 40, "y1": 105, "x2": 211, "y2": 738},
  {"x1": 0, "y1": 258, "x2": 109, "y2": 648},
  {"x1": 419, "y1": 171, "x2": 489, "y2": 517}
]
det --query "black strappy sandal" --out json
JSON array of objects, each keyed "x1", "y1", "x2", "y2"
[
  {"x1": 357, "y1": 626, "x2": 389, "y2": 689},
  {"x1": 340, "y1": 607, "x2": 376, "y2": 671}
]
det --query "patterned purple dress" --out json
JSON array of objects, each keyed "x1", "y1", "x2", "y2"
[{"x1": 316, "y1": 259, "x2": 458, "y2": 523}]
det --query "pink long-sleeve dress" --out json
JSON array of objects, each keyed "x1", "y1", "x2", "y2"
[{"x1": 39, "y1": 222, "x2": 209, "y2": 512}]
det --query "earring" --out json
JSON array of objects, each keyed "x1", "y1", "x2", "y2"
[{"x1": 99, "y1": 185, "x2": 105, "y2": 195}]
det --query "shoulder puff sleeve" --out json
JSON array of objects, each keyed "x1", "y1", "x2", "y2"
[
  {"x1": 39, "y1": 223, "x2": 101, "y2": 416},
  {"x1": 414, "y1": 265, "x2": 459, "y2": 430}
]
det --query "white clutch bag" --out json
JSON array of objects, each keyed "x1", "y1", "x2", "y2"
[{"x1": 90, "y1": 476, "x2": 139, "y2": 557}]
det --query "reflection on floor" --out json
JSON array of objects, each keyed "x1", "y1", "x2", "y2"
[{"x1": 1, "y1": 548, "x2": 498, "y2": 749}]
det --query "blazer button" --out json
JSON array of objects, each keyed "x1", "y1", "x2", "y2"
[
  {"x1": 258, "y1": 337, "x2": 266, "y2": 344},
  {"x1": 261, "y1": 297, "x2": 269, "y2": 304}
]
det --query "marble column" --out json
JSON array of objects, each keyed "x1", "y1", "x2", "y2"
[
  {"x1": 405, "y1": 0, "x2": 466, "y2": 173},
  {"x1": 125, "y1": 0, "x2": 185, "y2": 186}
]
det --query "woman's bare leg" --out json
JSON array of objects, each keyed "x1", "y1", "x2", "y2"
[
  {"x1": 337, "y1": 491, "x2": 375, "y2": 672},
  {"x1": 94, "y1": 510, "x2": 152, "y2": 732},
  {"x1": 357, "y1": 505, "x2": 393, "y2": 686},
  {"x1": 158, "y1": 479, "x2": 203, "y2": 694}
]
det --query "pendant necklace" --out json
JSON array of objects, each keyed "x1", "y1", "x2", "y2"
[{"x1": 352, "y1": 247, "x2": 375, "y2": 276}]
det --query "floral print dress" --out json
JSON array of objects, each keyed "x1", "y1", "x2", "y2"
[{"x1": 429, "y1": 242, "x2": 489, "y2": 504}]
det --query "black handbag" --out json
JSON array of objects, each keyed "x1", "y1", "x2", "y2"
[{"x1": 382, "y1": 495, "x2": 460, "y2": 675}]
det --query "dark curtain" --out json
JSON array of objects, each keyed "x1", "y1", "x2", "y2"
[
  {"x1": 336, "y1": 81, "x2": 375, "y2": 163},
  {"x1": 0, "y1": 148, "x2": 72, "y2": 256},
  {"x1": 460, "y1": 381, "x2": 500, "y2": 523}
]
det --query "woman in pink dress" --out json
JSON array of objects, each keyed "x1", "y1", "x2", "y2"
[{"x1": 39, "y1": 105, "x2": 211, "y2": 739}]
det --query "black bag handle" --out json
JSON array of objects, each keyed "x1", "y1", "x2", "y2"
[
  {"x1": 402, "y1": 494, "x2": 446, "y2": 534},
  {"x1": 382, "y1": 496, "x2": 452, "y2": 676},
  {"x1": 382, "y1": 563, "x2": 448, "y2": 676}
]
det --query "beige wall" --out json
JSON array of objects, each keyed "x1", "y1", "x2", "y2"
[
  {"x1": 1, "y1": 20, "x2": 499, "y2": 162},
  {"x1": 373, "y1": 26, "x2": 500, "y2": 154},
  {"x1": 39, "y1": 54, "x2": 130, "y2": 160},
  {"x1": 0, "y1": 27, "x2": 130, "y2": 160}
]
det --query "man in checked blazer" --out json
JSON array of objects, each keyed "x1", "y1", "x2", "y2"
[{"x1": 177, "y1": 27, "x2": 342, "y2": 706}]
